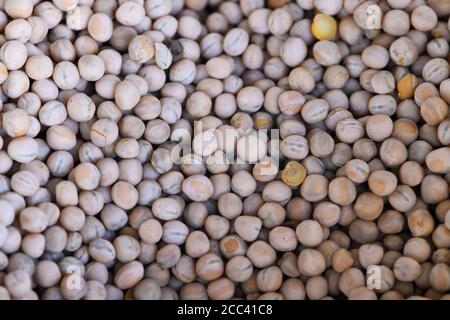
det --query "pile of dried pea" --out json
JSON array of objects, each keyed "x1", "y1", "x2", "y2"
[{"x1": 0, "y1": 0, "x2": 449, "y2": 301}]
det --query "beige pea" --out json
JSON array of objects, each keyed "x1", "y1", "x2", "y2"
[
  {"x1": 74, "y1": 162, "x2": 101, "y2": 191},
  {"x1": 288, "y1": 67, "x2": 315, "y2": 93},
  {"x1": 114, "y1": 138, "x2": 140, "y2": 159},
  {"x1": 90, "y1": 119, "x2": 119, "y2": 147},
  {"x1": 223, "y1": 28, "x2": 249, "y2": 57},
  {"x1": 300, "y1": 174, "x2": 328, "y2": 202},
  {"x1": 115, "y1": 1, "x2": 146, "y2": 26},
  {"x1": 380, "y1": 138, "x2": 408, "y2": 168},
  {"x1": 407, "y1": 209, "x2": 435, "y2": 237},
  {"x1": 145, "y1": 119, "x2": 170, "y2": 145},
  {"x1": 53, "y1": 61, "x2": 80, "y2": 90},
  {"x1": 296, "y1": 220, "x2": 324, "y2": 247},
  {"x1": 114, "y1": 80, "x2": 141, "y2": 111},
  {"x1": 280, "y1": 37, "x2": 308, "y2": 67},
  {"x1": 17, "y1": 92, "x2": 41, "y2": 116},
  {"x1": 193, "y1": 129, "x2": 218, "y2": 157},
  {"x1": 7, "y1": 137, "x2": 39, "y2": 163},
  {"x1": 59, "y1": 207, "x2": 86, "y2": 232},
  {"x1": 225, "y1": 256, "x2": 253, "y2": 283},
  {"x1": 368, "y1": 170, "x2": 398, "y2": 197},
  {"x1": 67, "y1": 93, "x2": 96, "y2": 122},
  {"x1": 46, "y1": 125, "x2": 76, "y2": 151},
  {"x1": 309, "y1": 130, "x2": 334, "y2": 158},
  {"x1": 336, "y1": 119, "x2": 364, "y2": 144},
  {"x1": 247, "y1": 241, "x2": 277, "y2": 269},
  {"x1": 37, "y1": 101, "x2": 65, "y2": 127},
  {"x1": 280, "y1": 135, "x2": 309, "y2": 160},
  {"x1": 169, "y1": 59, "x2": 196, "y2": 85},
  {"x1": 353, "y1": 192, "x2": 384, "y2": 221},
  {"x1": 182, "y1": 175, "x2": 214, "y2": 202},
  {"x1": 256, "y1": 266, "x2": 283, "y2": 293},
  {"x1": 206, "y1": 56, "x2": 233, "y2": 80},
  {"x1": 411, "y1": 5, "x2": 438, "y2": 31},
  {"x1": 19, "y1": 207, "x2": 48, "y2": 233},
  {"x1": 393, "y1": 256, "x2": 422, "y2": 282},
  {"x1": 371, "y1": 71, "x2": 395, "y2": 94},
  {"x1": 204, "y1": 215, "x2": 229, "y2": 240},
  {"x1": 34, "y1": 261, "x2": 61, "y2": 288},
  {"x1": 88, "y1": 238, "x2": 116, "y2": 264},
  {"x1": 2, "y1": 108, "x2": 30, "y2": 138},
  {"x1": 426, "y1": 148, "x2": 450, "y2": 174},
  {"x1": 4, "y1": 0, "x2": 33, "y2": 19},
  {"x1": 0, "y1": 200, "x2": 15, "y2": 226},
  {"x1": 4, "y1": 270, "x2": 32, "y2": 299},
  {"x1": 297, "y1": 249, "x2": 326, "y2": 277},
  {"x1": 87, "y1": 13, "x2": 113, "y2": 43},
  {"x1": 345, "y1": 159, "x2": 370, "y2": 184},
  {"x1": 195, "y1": 253, "x2": 224, "y2": 282},
  {"x1": 237, "y1": 86, "x2": 264, "y2": 113},
  {"x1": 59, "y1": 274, "x2": 87, "y2": 301},
  {"x1": 0, "y1": 40, "x2": 28, "y2": 71},
  {"x1": 234, "y1": 216, "x2": 262, "y2": 242},
  {"x1": 65, "y1": 5, "x2": 92, "y2": 31},
  {"x1": 242, "y1": 44, "x2": 264, "y2": 70},
  {"x1": 328, "y1": 177, "x2": 357, "y2": 207},
  {"x1": 128, "y1": 35, "x2": 155, "y2": 64},
  {"x1": 0, "y1": 226, "x2": 22, "y2": 254},
  {"x1": 111, "y1": 181, "x2": 138, "y2": 210},
  {"x1": 134, "y1": 96, "x2": 161, "y2": 121},
  {"x1": 150, "y1": 148, "x2": 173, "y2": 174},
  {"x1": 257, "y1": 201, "x2": 286, "y2": 228},
  {"x1": 389, "y1": 37, "x2": 418, "y2": 66},
  {"x1": 207, "y1": 278, "x2": 234, "y2": 300},
  {"x1": 25, "y1": 55, "x2": 53, "y2": 80},
  {"x1": 398, "y1": 161, "x2": 423, "y2": 187},
  {"x1": 113, "y1": 261, "x2": 144, "y2": 291},
  {"x1": 278, "y1": 91, "x2": 305, "y2": 116},
  {"x1": 2, "y1": 70, "x2": 29, "y2": 99},
  {"x1": 429, "y1": 263, "x2": 450, "y2": 292},
  {"x1": 268, "y1": 8, "x2": 293, "y2": 36},
  {"x1": 422, "y1": 58, "x2": 449, "y2": 85},
  {"x1": 420, "y1": 96, "x2": 448, "y2": 126},
  {"x1": 151, "y1": 197, "x2": 182, "y2": 221},
  {"x1": 10, "y1": 170, "x2": 39, "y2": 197},
  {"x1": 331, "y1": 248, "x2": 354, "y2": 273},
  {"x1": 313, "y1": 40, "x2": 342, "y2": 66},
  {"x1": 177, "y1": 15, "x2": 202, "y2": 40},
  {"x1": 55, "y1": 181, "x2": 78, "y2": 207},
  {"x1": 97, "y1": 49, "x2": 122, "y2": 76},
  {"x1": 155, "y1": 42, "x2": 173, "y2": 70},
  {"x1": 112, "y1": 235, "x2": 140, "y2": 263},
  {"x1": 269, "y1": 226, "x2": 298, "y2": 252},
  {"x1": 78, "y1": 54, "x2": 105, "y2": 82},
  {"x1": 362, "y1": 45, "x2": 390, "y2": 69},
  {"x1": 440, "y1": 79, "x2": 450, "y2": 104},
  {"x1": 366, "y1": 114, "x2": 393, "y2": 141}
]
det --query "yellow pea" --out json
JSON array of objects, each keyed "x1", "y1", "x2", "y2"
[
  {"x1": 311, "y1": 13, "x2": 337, "y2": 41},
  {"x1": 282, "y1": 161, "x2": 307, "y2": 187},
  {"x1": 397, "y1": 73, "x2": 418, "y2": 100}
]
